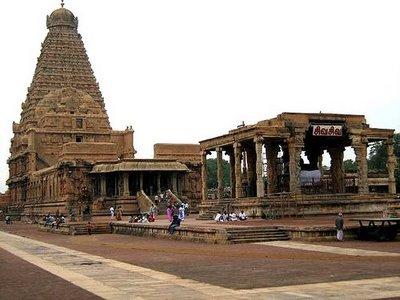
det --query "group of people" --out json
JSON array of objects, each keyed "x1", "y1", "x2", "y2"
[
  {"x1": 167, "y1": 203, "x2": 190, "y2": 234},
  {"x1": 128, "y1": 212, "x2": 154, "y2": 223},
  {"x1": 166, "y1": 203, "x2": 188, "y2": 222},
  {"x1": 214, "y1": 210, "x2": 248, "y2": 222},
  {"x1": 43, "y1": 213, "x2": 66, "y2": 229},
  {"x1": 109, "y1": 206, "x2": 125, "y2": 221}
]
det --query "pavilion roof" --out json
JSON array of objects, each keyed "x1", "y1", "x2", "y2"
[{"x1": 91, "y1": 159, "x2": 189, "y2": 173}]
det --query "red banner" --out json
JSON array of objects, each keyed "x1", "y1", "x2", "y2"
[{"x1": 312, "y1": 125, "x2": 342, "y2": 137}]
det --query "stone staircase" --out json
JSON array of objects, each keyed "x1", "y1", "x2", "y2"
[
  {"x1": 197, "y1": 198, "x2": 233, "y2": 220},
  {"x1": 226, "y1": 226, "x2": 290, "y2": 243},
  {"x1": 71, "y1": 223, "x2": 110, "y2": 235}
]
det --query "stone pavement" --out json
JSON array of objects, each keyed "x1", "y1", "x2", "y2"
[{"x1": 1, "y1": 230, "x2": 400, "y2": 299}]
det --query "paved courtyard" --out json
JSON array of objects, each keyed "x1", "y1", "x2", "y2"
[{"x1": 0, "y1": 222, "x2": 400, "y2": 299}]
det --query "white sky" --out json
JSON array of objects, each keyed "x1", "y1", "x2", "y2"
[{"x1": 1, "y1": 0, "x2": 399, "y2": 192}]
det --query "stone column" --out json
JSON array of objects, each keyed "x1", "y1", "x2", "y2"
[
  {"x1": 201, "y1": 151, "x2": 208, "y2": 202},
  {"x1": 171, "y1": 172, "x2": 178, "y2": 194},
  {"x1": 288, "y1": 135, "x2": 304, "y2": 195},
  {"x1": 216, "y1": 147, "x2": 224, "y2": 199},
  {"x1": 100, "y1": 175, "x2": 107, "y2": 196},
  {"x1": 327, "y1": 147, "x2": 345, "y2": 193},
  {"x1": 234, "y1": 142, "x2": 242, "y2": 198},
  {"x1": 266, "y1": 142, "x2": 279, "y2": 194},
  {"x1": 352, "y1": 138, "x2": 368, "y2": 194},
  {"x1": 255, "y1": 136, "x2": 265, "y2": 198},
  {"x1": 386, "y1": 139, "x2": 397, "y2": 195},
  {"x1": 246, "y1": 146, "x2": 256, "y2": 197},
  {"x1": 123, "y1": 173, "x2": 130, "y2": 196},
  {"x1": 139, "y1": 173, "x2": 144, "y2": 191},
  {"x1": 228, "y1": 149, "x2": 236, "y2": 198},
  {"x1": 27, "y1": 130, "x2": 37, "y2": 173},
  {"x1": 318, "y1": 154, "x2": 324, "y2": 175},
  {"x1": 156, "y1": 173, "x2": 162, "y2": 194}
]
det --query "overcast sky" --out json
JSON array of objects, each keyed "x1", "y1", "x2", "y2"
[{"x1": 1, "y1": 0, "x2": 399, "y2": 192}]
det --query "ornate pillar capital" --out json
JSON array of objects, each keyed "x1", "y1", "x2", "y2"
[{"x1": 253, "y1": 135, "x2": 264, "y2": 144}]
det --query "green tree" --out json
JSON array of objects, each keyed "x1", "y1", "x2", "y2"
[
  {"x1": 343, "y1": 159, "x2": 358, "y2": 173},
  {"x1": 206, "y1": 158, "x2": 231, "y2": 188},
  {"x1": 367, "y1": 133, "x2": 400, "y2": 191}
]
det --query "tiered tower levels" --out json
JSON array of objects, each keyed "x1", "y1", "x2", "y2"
[{"x1": 19, "y1": 8, "x2": 108, "y2": 131}]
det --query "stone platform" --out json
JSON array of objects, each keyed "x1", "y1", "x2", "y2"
[
  {"x1": 38, "y1": 222, "x2": 110, "y2": 235},
  {"x1": 34, "y1": 214, "x2": 400, "y2": 243},
  {"x1": 199, "y1": 194, "x2": 400, "y2": 220}
]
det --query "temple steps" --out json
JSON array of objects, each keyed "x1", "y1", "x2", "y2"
[
  {"x1": 72, "y1": 223, "x2": 110, "y2": 235},
  {"x1": 197, "y1": 199, "x2": 233, "y2": 220},
  {"x1": 226, "y1": 227, "x2": 290, "y2": 244}
]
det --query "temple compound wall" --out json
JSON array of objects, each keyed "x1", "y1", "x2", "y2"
[{"x1": 199, "y1": 112, "x2": 397, "y2": 218}]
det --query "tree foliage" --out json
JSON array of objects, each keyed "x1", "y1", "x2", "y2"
[
  {"x1": 343, "y1": 159, "x2": 358, "y2": 173},
  {"x1": 367, "y1": 133, "x2": 400, "y2": 191},
  {"x1": 206, "y1": 158, "x2": 231, "y2": 188}
]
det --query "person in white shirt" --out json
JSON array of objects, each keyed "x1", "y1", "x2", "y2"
[
  {"x1": 183, "y1": 202, "x2": 190, "y2": 216},
  {"x1": 238, "y1": 210, "x2": 247, "y2": 221},
  {"x1": 178, "y1": 204, "x2": 185, "y2": 221},
  {"x1": 110, "y1": 206, "x2": 115, "y2": 219},
  {"x1": 229, "y1": 212, "x2": 238, "y2": 221},
  {"x1": 214, "y1": 212, "x2": 222, "y2": 222}
]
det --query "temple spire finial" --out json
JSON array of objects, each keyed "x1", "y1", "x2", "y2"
[{"x1": 61, "y1": 0, "x2": 65, "y2": 8}]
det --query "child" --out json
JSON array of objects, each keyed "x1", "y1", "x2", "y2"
[{"x1": 86, "y1": 221, "x2": 94, "y2": 235}]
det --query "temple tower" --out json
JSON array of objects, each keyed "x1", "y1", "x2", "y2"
[{"x1": 7, "y1": 4, "x2": 135, "y2": 205}]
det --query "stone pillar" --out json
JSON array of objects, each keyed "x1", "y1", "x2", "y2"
[
  {"x1": 216, "y1": 147, "x2": 224, "y2": 199},
  {"x1": 246, "y1": 146, "x2": 256, "y2": 197},
  {"x1": 201, "y1": 151, "x2": 208, "y2": 202},
  {"x1": 156, "y1": 173, "x2": 162, "y2": 194},
  {"x1": 27, "y1": 130, "x2": 37, "y2": 173},
  {"x1": 386, "y1": 139, "x2": 397, "y2": 195},
  {"x1": 100, "y1": 175, "x2": 107, "y2": 196},
  {"x1": 327, "y1": 147, "x2": 345, "y2": 193},
  {"x1": 171, "y1": 172, "x2": 178, "y2": 194},
  {"x1": 123, "y1": 173, "x2": 130, "y2": 196},
  {"x1": 139, "y1": 173, "x2": 144, "y2": 191},
  {"x1": 318, "y1": 154, "x2": 324, "y2": 175},
  {"x1": 352, "y1": 138, "x2": 368, "y2": 194},
  {"x1": 234, "y1": 142, "x2": 242, "y2": 198},
  {"x1": 288, "y1": 136, "x2": 304, "y2": 195},
  {"x1": 266, "y1": 142, "x2": 279, "y2": 194},
  {"x1": 228, "y1": 149, "x2": 236, "y2": 198},
  {"x1": 255, "y1": 136, "x2": 265, "y2": 198}
]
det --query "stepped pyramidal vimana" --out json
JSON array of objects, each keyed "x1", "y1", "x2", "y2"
[
  {"x1": 3, "y1": 2, "x2": 397, "y2": 221},
  {"x1": 6, "y1": 3, "x2": 201, "y2": 219}
]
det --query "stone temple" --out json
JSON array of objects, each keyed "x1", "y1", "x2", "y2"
[
  {"x1": 198, "y1": 112, "x2": 397, "y2": 219},
  {"x1": 3, "y1": 4, "x2": 398, "y2": 221},
  {"x1": 6, "y1": 5, "x2": 201, "y2": 219}
]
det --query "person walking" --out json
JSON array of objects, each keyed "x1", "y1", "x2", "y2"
[{"x1": 335, "y1": 212, "x2": 344, "y2": 241}]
